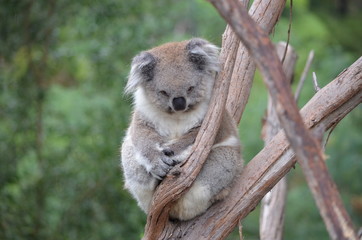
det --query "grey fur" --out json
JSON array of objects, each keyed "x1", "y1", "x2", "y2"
[{"x1": 121, "y1": 38, "x2": 243, "y2": 221}]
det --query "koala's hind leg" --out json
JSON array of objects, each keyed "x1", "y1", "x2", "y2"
[
  {"x1": 169, "y1": 145, "x2": 242, "y2": 221},
  {"x1": 169, "y1": 181, "x2": 213, "y2": 221}
]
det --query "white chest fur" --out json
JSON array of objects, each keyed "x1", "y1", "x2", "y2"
[{"x1": 134, "y1": 88, "x2": 208, "y2": 140}]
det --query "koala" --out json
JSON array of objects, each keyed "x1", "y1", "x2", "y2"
[{"x1": 121, "y1": 38, "x2": 243, "y2": 221}]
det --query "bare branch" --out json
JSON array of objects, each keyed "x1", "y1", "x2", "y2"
[
  {"x1": 295, "y1": 50, "x2": 314, "y2": 101},
  {"x1": 208, "y1": 0, "x2": 358, "y2": 239},
  {"x1": 324, "y1": 119, "x2": 340, "y2": 149},
  {"x1": 313, "y1": 72, "x2": 321, "y2": 92},
  {"x1": 238, "y1": 221, "x2": 244, "y2": 240},
  {"x1": 260, "y1": 42, "x2": 297, "y2": 240},
  {"x1": 225, "y1": 0, "x2": 287, "y2": 123},
  {"x1": 281, "y1": 0, "x2": 293, "y2": 64}
]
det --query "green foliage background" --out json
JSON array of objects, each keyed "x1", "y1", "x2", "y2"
[{"x1": 0, "y1": 0, "x2": 361, "y2": 239}]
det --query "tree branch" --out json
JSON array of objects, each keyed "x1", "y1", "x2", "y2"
[
  {"x1": 312, "y1": 72, "x2": 321, "y2": 92},
  {"x1": 295, "y1": 50, "x2": 314, "y2": 102},
  {"x1": 224, "y1": 0, "x2": 287, "y2": 123},
  {"x1": 260, "y1": 42, "x2": 297, "y2": 240},
  {"x1": 208, "y1": 0, "x2": 358, "y2": 239}
]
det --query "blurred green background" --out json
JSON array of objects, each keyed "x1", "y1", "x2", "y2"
[{"x1": 0, "y1": 0, "x2": 361, "y2": 239}]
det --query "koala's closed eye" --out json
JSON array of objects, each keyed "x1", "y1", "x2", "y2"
[
  {"x1": 187, "y1": 86, "x2": 195, "y2": 94},
  {"x1": 159, "y1": 90, "x2": 169, "y2": 97}
]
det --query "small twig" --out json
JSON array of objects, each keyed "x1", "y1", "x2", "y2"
[
  {"x1": 324, "y1": 126, "x2": 336, "y2": 150},
  {"x1": 295, "y1": 50, "x2": 314, "y2": 101},
  {"x1": 238, "y1": 220, "x2": 244, "y2": 240},
  {"x1": 313, "y1": 72, "x2": 321, "y2": 92},
  {"x1": 281, "y1": 0, "x2": 293, "y2": 64},
  {"x1": 324, "y1": 118, "x2": 342, "y2": 149}
]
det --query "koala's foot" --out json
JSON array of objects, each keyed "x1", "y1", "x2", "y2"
[{"x1": 169, "y1": 182, "x2": 212, "y2": 221}]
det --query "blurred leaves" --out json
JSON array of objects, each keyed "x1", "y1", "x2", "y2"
[{"x1": 0, "y1": 0, "x2": 361, "y2": 239}]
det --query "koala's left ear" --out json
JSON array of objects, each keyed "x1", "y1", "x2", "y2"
[
  {"x1": 186, "y1": 38, "x2": 220, "y2": 73},
  {"x1": 125, "y1": 52, "x2": 157, "y2": 94}
]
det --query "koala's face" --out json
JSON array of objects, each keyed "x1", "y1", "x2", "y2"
[{"x1": 126, "y1": 38, "x2": 219, "y2": 114}]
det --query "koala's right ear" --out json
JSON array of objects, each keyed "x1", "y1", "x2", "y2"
[
  {"x1": 186, "y1": 38, "x2": 220, "y2": 73},
  {"x1": 125, "y1": 52, "x2": 157, "y2": 94}
]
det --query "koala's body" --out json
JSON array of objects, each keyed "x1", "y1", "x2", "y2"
[{"x1": 121, "y1": 38, "x2": 243, "y2": 221}]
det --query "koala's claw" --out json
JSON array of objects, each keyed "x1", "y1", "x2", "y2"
[
  {"x1": 161, "y1": 156, "x2": 179, "y2": 167},
  {"x1": 150, "y1": 164, "x2": 169, "y2": 180},
  {"x1": 162, "y1": 149, "x2": 175, "y2": 157},
  {"x1": 150, "y1": 155, "x2": 179, "y2": 180}
]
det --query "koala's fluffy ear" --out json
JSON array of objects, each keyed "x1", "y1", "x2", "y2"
[
  {"x1": 125, "y1": 52, "x2": 157, "y2": 94},
  {"x1": 186, "y1": 38, "x2": 220, "y2": 73}
]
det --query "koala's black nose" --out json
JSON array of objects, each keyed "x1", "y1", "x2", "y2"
[{"x1": 172, "y1": 97, "x2": 186, "y2": 111}]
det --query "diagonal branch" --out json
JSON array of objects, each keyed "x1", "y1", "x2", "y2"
[
  {"x1": 295, "y1": 50, "x2": 314, "y2": 102},
  {"x1": 208, "y1": 0, "x2": 358, "y2": 239},
  {"x1": 260, "y1": 42, "x2": 297, "y2": 240},
  {"x1": 224, "y1": 0, "x2": 287, "y2": 123}
]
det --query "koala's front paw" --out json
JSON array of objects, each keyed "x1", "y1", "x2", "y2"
[
  {"x1": 165, "y1": 144, "x2": 193, "y2": 164},
  {"x1": 160, "y1": 141, "x2": 193, "y2": 163},
  {"x1": 149, "y1": 152, "x2": 179, "y2": 180}
]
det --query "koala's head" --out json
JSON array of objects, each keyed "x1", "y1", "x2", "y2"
[{"x1": 125, "y1": 38, "x2": 219, "y2": 115}]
